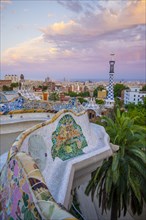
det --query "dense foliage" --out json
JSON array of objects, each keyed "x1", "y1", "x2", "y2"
[
  {"x1": 38, "y1": 85, "x2": 48, "y2": 91},
  {"x1": 2, "y1": 85, "x2": 13, "y2": 91},
  {"x1": 114, "y1": 83, "x2": 128, "y2": 98},
  {"x1": 2, "y1": 82, "x2": 19, "y2": 91},
  {"x1": 125, "y1": 98, "x2": 146, "y2": 126},
  {"x1": 95, "y1": 99, "x2": 104, "y2": 104},
  {"x1": 65, "y1": 91, "x2": 90, "y2": 97},
  {"x1": 49, "y1": 92, "x2": 59, "y2": 101},
  {"x1": 93, "y1": 85, "x2": 105, "y2": 97},
  {"x1": 86, "y1": 109, "x2": 146, "y2": 220},
  {"x1": 11, "y1": 82, "x2": 19, "y2": 88},
  {"x1": 141, "y1": 84, "x2": 146, "y2": 91},
  {"x1": 78, "y1": 97, "x2": 88, "y2": 104}
]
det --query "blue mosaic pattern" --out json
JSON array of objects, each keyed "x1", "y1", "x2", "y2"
[
  {"x1": 0, "y1": 97, "x2": 24, "y2": 113},
  {"x1": 53, "y1": 98, "x2": 84, "y2": 113},
  {"x1": 0, "y1": 97, "x2": 52, "y2": 114},
  {"x1": 51, "y1": 114, "x2": 87, "y2": 161}
]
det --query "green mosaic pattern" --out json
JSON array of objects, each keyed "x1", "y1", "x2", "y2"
[{"x1": 51, "y1": 114, "x2": 87, "y2": 161}]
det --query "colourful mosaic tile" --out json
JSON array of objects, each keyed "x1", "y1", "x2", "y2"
[
  {"x1": 0, "y1": 157, "x2": 41, "y2": 220},
  {"x1": 0, "y1": 96, "x2": 52, "y2": 114},
  {"x1": 1, "y1": 152, "x2": 77, "y2": 219},
  {"x1": 2, "y1": 110, "x2": 88, "y2": 219},
  {"x1": 51, "y1": 114, "x2": 87, "y2": 161}
]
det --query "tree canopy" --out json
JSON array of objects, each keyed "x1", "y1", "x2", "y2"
[
  {"x1": 114, "y1": 83, "x2": 128, "y2": 98},
  {"x1": 95, "y1": 99, "x2": 104, "y2": 104},
  {"x1": 93, "y1": 85, "x2": 105, "y2": 97},
  {"x1": 86, "y1": 109, "x2": 146, "y2": 220},
  {"x1": 78, "y1": 97, "x2": 87, "y2": 104},
  {"x1": 65, "y1": 91, "x2": 90, "y2": 97},
  {"x1": 125, "y1": 100, "x2": 146, "y2": 126},
  {"x1": 49, "y1": 92, "x2": 59, "y2": 101},
  {"x1": 2, "y1": 85, "x2": 13, "y2": 91},
  {"x1": 11, "y1": 82, "x2": 19, "y2": 88},
  {"x1": 141, "y1": 84, "x2": 146, "y2": 91}
]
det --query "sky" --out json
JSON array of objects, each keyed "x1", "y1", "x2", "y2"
[{"x1": 0, "y1": 0, "x2": 146, "y2": 81}]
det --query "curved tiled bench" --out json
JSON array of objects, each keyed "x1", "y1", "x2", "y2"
[{"x1": 1, "y1": 109, "x2": 114, "y2": 219}]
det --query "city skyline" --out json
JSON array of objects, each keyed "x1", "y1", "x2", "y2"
[{"x1": 1, "y1": 0, "x2": 146, "y2": 81}]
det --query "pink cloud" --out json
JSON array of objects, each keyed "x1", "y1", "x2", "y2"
[{"x1": 1, "y1": 0, "x2": 145, "y2": 80}]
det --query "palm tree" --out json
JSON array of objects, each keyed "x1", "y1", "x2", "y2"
[{"x1": 85, "y1": 109, "x2": 146, "y2": 220}]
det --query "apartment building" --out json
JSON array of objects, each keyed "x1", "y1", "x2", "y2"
[{"x1": 124, "y1": 87, "x2": 146, "y2": 104}]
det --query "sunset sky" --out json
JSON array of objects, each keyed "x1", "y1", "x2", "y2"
[{"x1": 1, "y1": 0, "x2": 146, "y2": 81}]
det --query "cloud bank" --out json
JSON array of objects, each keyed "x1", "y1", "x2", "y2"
[{"x1": 1, "y1": 0, "x2": 145, "y2": 80}]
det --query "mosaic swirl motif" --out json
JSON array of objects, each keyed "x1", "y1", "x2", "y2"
[{"x1": 51, "y1": 114, "x2": 87, "y2": 161}]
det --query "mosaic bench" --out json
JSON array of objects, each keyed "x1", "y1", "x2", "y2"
[{"x1": 1, "y1": 109, "x2": 115, "y2": 219}]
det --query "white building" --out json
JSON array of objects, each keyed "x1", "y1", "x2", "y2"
[
  {"x1": 4, "y1": 74, "x2": 18, "y2": 83},
  {"x1": 124, "y1": 87, "x2": 146, "y2": 105}
]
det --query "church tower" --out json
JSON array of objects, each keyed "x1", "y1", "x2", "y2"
[{"x1": 105, "y1": 54, "x2": 115, "y2": 107}]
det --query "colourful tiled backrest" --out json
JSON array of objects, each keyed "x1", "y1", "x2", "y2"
[{"x1": 8, "y1": 110, "x2": 88, "y2": 161}]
